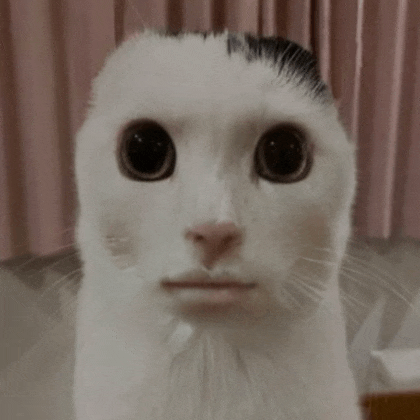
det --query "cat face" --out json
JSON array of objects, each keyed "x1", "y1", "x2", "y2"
[{"x1": 75, "y1": 31, "x2": 356, "y2": 324}]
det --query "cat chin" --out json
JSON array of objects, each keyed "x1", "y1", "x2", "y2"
[{"x1": 159, "y1": 287, "x2": 322, "y2": 330}]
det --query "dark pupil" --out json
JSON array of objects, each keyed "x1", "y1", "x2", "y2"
[
  {"x1": 127, "y1": 127, "x2": 169, "y2": 174},
  {"x1": 263, "y1": 132, "x2": 303, "y2": 175}
]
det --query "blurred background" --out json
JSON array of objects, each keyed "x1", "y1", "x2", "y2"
[{"x1": 1, "y1": 1, "x2": 420, "y2": 419}]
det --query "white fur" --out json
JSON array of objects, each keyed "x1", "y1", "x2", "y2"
[{"x1": 74, "y1": 31, "x2": 361, "y2": 419}]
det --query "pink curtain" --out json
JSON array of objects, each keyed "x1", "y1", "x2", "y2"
[
  {"x1": 0, "y1": 0, "x2": 115, "y2": 260},
  {"x1": 1, "y1": 0, "x2": 419, "y2": 261}
]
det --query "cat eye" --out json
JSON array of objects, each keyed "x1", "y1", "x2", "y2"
[
  {"x1": 254, "y1": 125, "x2": 311, "y2": 183},
  {"x1": 119, "y1": 121, "x2": 176, "y2": 181}
]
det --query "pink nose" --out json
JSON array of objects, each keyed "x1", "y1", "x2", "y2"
[{"x1": 185, "y1": 222, "x2": 242, "y2": 268}]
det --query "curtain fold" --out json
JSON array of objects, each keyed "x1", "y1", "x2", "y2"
[
  {"x1": 1, "y1": 0, "x2": 419, "y2": 261},
  {"x1": 351, "y1": 0, "x2": 420, "y2": 239}
]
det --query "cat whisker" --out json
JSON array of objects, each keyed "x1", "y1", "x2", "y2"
[
  {"x1": 339, "y1": 270, "x2": 419, "y2": 323},
  {"x1": 321, "y1": 243, "x2": 413, "y2": 295},
  {"x1": 340, "y1": 265, "x2": 411, "y2": 304},
  {"x1": 2, "y1": 247, "x2": 79, "y2": 280},
  {"x1": 290, "y1": 285, "x2": 323, "y2": 306},
  {"x1": 339, "y1": 290, "x2": 371, "y2": 309},
  {"x1": 36, "y1": 250, "x2": 81, "y2": 276},
  {"x1": 284, "y1": 272, "x2": 327, "y2": 307},
  {"x1": 11, "y1": 255, "x2": 45, "y2": 272},
  {"x1": 294, "y1": 279, "x2": 325, "y2": 300},
  {"x1": 2, "y1": 224, "x2": 77, "y2": 258},
  {"x1": 342, "y1": 251, "x2": 408, "y2": 287},
  {"x1": 298, "y1": 256, "x2": 337, "y2": 266},
  {"x1": 39, "y1": 268, "x2": 82, "y2": 300},
  {"x1": 277, "y1": 284, "x2": 303, "y2": 310}
]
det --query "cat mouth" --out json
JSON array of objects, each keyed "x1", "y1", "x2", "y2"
[
  {"x1": 160, "y1": 274, "x2": 257, "y2": 307},
  {"x1": 161, "y1": 279, "x2": 257, "y2": 290}
]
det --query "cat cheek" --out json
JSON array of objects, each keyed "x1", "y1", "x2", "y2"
[
  {"x1": 102, "y1": 223, "x2": 139, "y2": 269},
  {"x1": 298, "y1": 212, "x2": 332, "y2": 247}
]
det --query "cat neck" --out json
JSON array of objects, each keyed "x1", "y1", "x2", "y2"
[{"x1": 136, "y1": 292, "x2": 357, "y2": 420}]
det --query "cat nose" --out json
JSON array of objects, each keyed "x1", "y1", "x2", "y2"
[{"x1": 185, "y1": 222, "x2": 242, "y2": 268}]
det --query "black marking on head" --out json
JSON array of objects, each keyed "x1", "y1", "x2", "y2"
[{"x1": 227, "y1": 33, "x2": 329, "y2": 101}]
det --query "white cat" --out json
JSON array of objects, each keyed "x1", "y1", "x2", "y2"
[{"x1": 73, "y1": 30, "x2": 361, "y2": 419}]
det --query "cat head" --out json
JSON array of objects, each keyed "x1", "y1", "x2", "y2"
[{"x1": 75, "y1": 30, "x2": 356, "y2": 324}]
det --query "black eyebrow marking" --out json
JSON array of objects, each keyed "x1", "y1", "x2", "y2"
[
  {"x1": 153, "y1": 30, "x2": 330, "y2": 102},
  {"x1": 226, "y1": 33, "x2": 330, "y2": 102}
]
